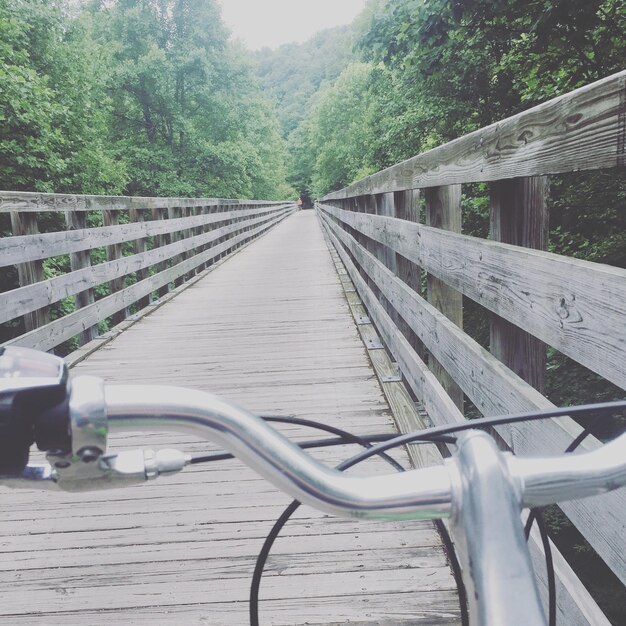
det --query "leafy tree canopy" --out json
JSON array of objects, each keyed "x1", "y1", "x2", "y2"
[{"x1": 0, "y1": 0, "x2": 293, "y2": 199}]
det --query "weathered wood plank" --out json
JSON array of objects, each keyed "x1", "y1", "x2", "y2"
[
  {"x1": 8, "y1": 211, "x2": 49, "y2": 332},
  {"x1": 0, "y1": 211, "x2": 458, "y2": 625},
  {"x1": 65, "y1": 210, "x2": 97, "y2": 344},
  {"x1": 319, "y1": 212, "x2": 614, "y2": 624},
  {"x1": 424, "y1": 185, "x2": 464, "y2": 410},
  {"x1": 167, "y1": 205, "x2": 184, "y2": 288},
  {"x1": 4, "y1": 209, "x2": 293, "y2": 351},
  {"x1": 61, "y1": 235, "x2": 271, "y2": 370},
  {"x1": 129, "y1": 207, "x2": 151, "y2": 309},
  {"x1": 319, "y1": 211, "x2": 465, "y2": 429},
  {"x1": 0, "y1": 191, "x2": 286, "y2": 213},
  {"x1": 319, "y1": 208, "x2": 626, "y2": 585},
  {"x1": 322, "y1": 208, "x2": 549, "y2": 417},
  {"x1": 324, "y1": 236, "x2": 441, "y2": 469},
  {"x1": 150, "y1": 206, "x2": 170, "y2": 298},
  {"x1": 0, "y1": 204, "x2": 290, "y2": 266},
  {"x1": 318, "y1": 203, "x2": 626, "y2": 391},
  {"x1": 393, "y1": 189, "x2": 425, "y2": 359},
  {"x1": 323, "y1": 70, "x2": 626, "y2": 199},
  {"x1": 102, "y1": 209, "x2": 127, "y2": 324},
  {"x1": 0, "y1": 591, "x2": 462, "y2": 626},
  {"x1": 490, "y1": 176, "x2": 548, "y2": 393},
  {"x1": 0, "y1": 567, "x2": 456, "y2": 615},
  {"x1": 0, "y1": 211, "x2": 287, "y2": 324}
]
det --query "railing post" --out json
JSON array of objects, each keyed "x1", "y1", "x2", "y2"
[
  {"x1": 394, "y1": 189, "x2": 425, "y2": 359},
  {"x1": 102, "y1": 208, "x2": 127, "y2": 325},
  {"x1": 374, "y1": 192, "x2": 398, "y2": 274},
  {"x1": 489, "y1": 176, "x2": 548, "y2": 393},
  {"x1": 64, "y1": 210, "x2": 97, "y2": 345},
  {"x1": 9, "y1": 211, "x2": 49, "y2": 333},
  {"x1": 167, "y1": 205, "x2": 184, "y2": 287},
  {"x1": 192, "y1": 205, "x2": 204, "y2": 272},
  {"x1": 207, "y1": 204, "x2": 217, "y2": 264},
  {"x1": 128, "y1": 207, "x2": 150, "y2": 309},
  {"x1": 235, "y1": 202, "x2": 244, "y2": 249},
  {"x1": 424, "y1": 184, "x2": 464, "y2": 410},
  {"x1": 181, "y1": 206, "x2": 195, "y2": 281},
  {"x1": 360, "y1": 194, "x2": 381, "y2": 296},
  {"x1": 374, "y1": 192, "x2": 398, "y2": 322},
  {"x1": 150, "y1": 206, "x2": 170, "y2": 297},
  {"x1": 215, "y1": 201, "x2": 226, "y2": 260}
]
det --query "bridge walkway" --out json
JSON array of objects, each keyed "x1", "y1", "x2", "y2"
[{"x1": 0, "y1": 210, "x2": 459, "y2": 625}]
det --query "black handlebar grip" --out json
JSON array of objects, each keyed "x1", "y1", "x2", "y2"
[
  {"x1": 0, "y1": 398, "x2": 33, "y2": 474},
  {"x1": 0, "y1": 347, "x2": 71, "y2": 474}
]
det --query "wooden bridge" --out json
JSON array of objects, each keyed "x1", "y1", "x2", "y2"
[{"x1": 1, "y1": 70, "x2": 625, "y2": 624}]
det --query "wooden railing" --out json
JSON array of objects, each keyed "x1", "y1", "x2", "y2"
[
  {"x1": 1, "y1": 193, "x2": 295, "y2": 359},
  {"x1": 317, "y1": 70, "x2": 626, "y2": 625}
]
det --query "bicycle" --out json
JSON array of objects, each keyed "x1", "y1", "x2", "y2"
[{"x1": 1, "y1": 346, "x2": 624, "y2": 625}]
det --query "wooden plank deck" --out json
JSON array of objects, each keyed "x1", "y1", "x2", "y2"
[{"x1": 0, "y1": 211, "x2": 460, "y2": 625}]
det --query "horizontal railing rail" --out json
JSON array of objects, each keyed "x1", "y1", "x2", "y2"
[
  {"x1": 1, "y1": 192, "x2": 295, "y2": 354},
  {"x1": 317, "y1": 69, "x2": 626, "y2": 626},
  {"x1": 323, "y1": 70, "x2": 626, "y2": 199}
]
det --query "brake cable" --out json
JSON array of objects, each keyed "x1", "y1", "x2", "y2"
[{"x1": 189, "y1": 402, "x2": 626, "y2": 626}]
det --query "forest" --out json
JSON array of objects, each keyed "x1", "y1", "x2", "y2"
[
  {"x1": 1, "y1": 0, "x2": 625, "y2": 620},
  {"x1": 0, "y1": 0, "x2": 292, "y2": 199}
]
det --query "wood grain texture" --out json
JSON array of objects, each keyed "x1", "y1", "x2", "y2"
[
  {"x1": 0, "y1": 592, "x2": 463, "y2": 626},
  {"x1": 150, "y1": 206, "x2": 170, "y2": 298},
  {"x1": 319, "y1": 207, "x2": 626, "y2": 590},
  {"x1": 65, "y1": 209, "x2": 97, "y2": 344},
  {"x1": 0, "y1": 204, "x2": 290, "y2": 266},
  {"x1": 489, "y1": 176, "x2": 548, "y2": 393},
  {"x1": 393, "y1": 189, "x2": 425, "y2": 359},
  {"x1": 8, "y1": 211, "x2": 49, "y2": 332},
  {"x1": 318, "y1": 211, "x2": 613, "y2": 625},
  {"x1": 323, "y1": 237, "x2": 442, "y2": 469},
  {"x1": 5, "y1": 210, "x2": 293, "y2": 352},
  {"x1": 319, "y1": 211, "x2": 466, "y2": 430},
  {"x1": 129, "y1": 207, "x2": 151, "y2": 309},
  {"x1": 0, "y1": 212, "x2": 282, "y2": 324},
  {"x1": 318, "y1": 202, "x2": 626, "y2": 391},
  {"x1": 425, "y1": 185, "x2": 464, "y2": 410},
  {"x1": 0, "y1": 210, "x2": 459, "y2": 625},
  {"x1": 0, "y1": 191, "x2": 287, "y2": 213},
  {"x1": 323, "y1": 70, "x2": 626, "y2": 199},
  {"x1": 103, "y1": 209, "x2": 127, "y2": 324}
]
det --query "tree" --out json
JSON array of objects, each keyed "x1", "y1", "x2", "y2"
[
  {"x1": 255, "y1": 26, "x2": 356, "y2": 138},
  {"x1": 91, "y1": 0, "x2": 292, "y2": 198},
  {"x1": 0, "y1": 0, "x2": 125, "y2": 193}
]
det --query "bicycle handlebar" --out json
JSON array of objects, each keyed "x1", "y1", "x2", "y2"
[
  {"x1": 1, "y1": 368, "x2": 624, "y2": 520},
  {"x1": 105, "y1": 383, "x2": 453, "y2": 520},
  {"x1": 2, "y1": 347, "x2": 625, "y2": 626}
]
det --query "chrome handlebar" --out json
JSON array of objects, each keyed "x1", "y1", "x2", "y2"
[
  {"x1": 2, "y1": 348, "x2": 625, "y2": 626},
  {"x1": 1, "y1": 375, "x2": 625, "y2": 523},
  {"x1": 104, "y1": 383, "x2": 452, "y2": 520}
]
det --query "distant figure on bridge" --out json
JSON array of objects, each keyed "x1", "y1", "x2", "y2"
[{"x1": 297, "y1": 196, "x2": 303, "y2": 209}]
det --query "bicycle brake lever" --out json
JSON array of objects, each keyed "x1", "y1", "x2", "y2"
[
  {"x1": 0, "y1": 448, "x2": 189, "y2": 492},
  {"x1": 0, "y1": 358, "x2": 189, "y2": 492},
  {"x1": 49, "y1": 447, "x2": 189, "y2": 492}
]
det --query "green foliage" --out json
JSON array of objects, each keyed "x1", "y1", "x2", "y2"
[
  {"x1": 0, "y1": 0, "x2": 292, "y2": 199},
  {"x1": 305, "y1": 63, "x2": 377, "y2": 197},
  {"x1": 285, "y1": 0, "x2": 625, "y2": 197},
  {"x1": 1, "y1": 0, "x2": 293, "y2": 345},
  {"x1": 254, "y1": 26, "x2": 357, "y2": 138},
  {"x1": 0, "y1": 0, "x2": 127, "y2": 193},
  {"x1": 90, "y1": 0, "x2": 292, "y2": 200}
]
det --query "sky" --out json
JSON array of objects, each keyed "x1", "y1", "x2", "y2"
[{"x1": 219, "y1": 0, "x2": 368, "y2": 50}]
